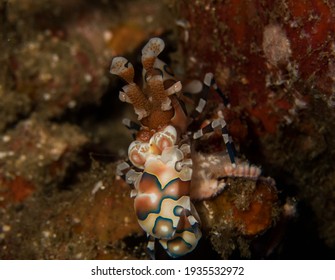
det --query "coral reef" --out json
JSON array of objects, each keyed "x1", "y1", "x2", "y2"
[
  {"x1": 196, "y1": 177, "x2": 278, "y2": 259},
  {"x1": 0, "y1": 0, "x2": 167, "y2": 259},
  {"x1": 0, "y1": 117, "x2": 88, "y2": 207},
  {"x1": 177, "y1": 0, "x2": 335, "y2": 256},
  {"x1": 177, "y1": 0, "x2": 335, "y2": 135}
]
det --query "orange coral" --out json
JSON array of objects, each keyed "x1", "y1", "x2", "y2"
[
  {"x1": 0, "y1": 176, "x2": 35, "y2": 208},
  {"x1": 179, "y1": 0, "x2": 335, "y2": 135},
  {"x1": 196, "y1": 177, "x2": 278, "y2": 236},
  {"x1": 233, "y1": 178, "x2": 278, "y2": 236}
]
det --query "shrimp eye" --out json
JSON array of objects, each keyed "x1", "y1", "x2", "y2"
[
  {"x1": 150, "y1": 125, "x2": 177, "y2": 153},
  {"x1": 128, "y1": 141, "x2": 150, "y2": 169}
]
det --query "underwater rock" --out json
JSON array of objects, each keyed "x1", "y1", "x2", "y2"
[
  {"x1": 0, "y1": 116, "x2": 88, "y2": 207},
  {"x1": 0, "y1": 162, "x2": 146, "y2": 259},
  {"x1": 178, "y1": 0, "x2": 335, "y2": 136}
]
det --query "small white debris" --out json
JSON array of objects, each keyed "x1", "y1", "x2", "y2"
[
  {"x1": 73, "y1": 217, "x2": 81, "y2": 224},
  {"x1": 2, "y1": 225, "x2": 11, "y2": 232},
  {"x1": 28, "y1": 42, "x2": 38, "y2": 51},
  {"x1": 103, "y1": 30, "x2": 113, "y2": 42},
  {"x1": 0, "y1": 151, "x2": 14, "y2": 158},
  {"x1": 189, "y1": 56, "x2": 197, "y2": 64},
  {"x1": 43, "y1": 93, "x2": 51, "y2": 101},
  {"x1": 200, "y1": 162, "x2": 210, "y2": 168},
  {"x1": 70, "y1": 45, "x2": 78, "y2": 56},
  {"x1": 91, "y1": 180, "x2": 105, "y2": 195},
  {"x1": 75, "y1": 252, "x2": 83, "y2": 259},
  {"x1": 145, "y1": 15, "x2": 154, "y2": 23},
  {"x1": 2, "y1": 135, "x2": 10, "y2": 142},
  {"x1": 68, "y1": 100, "x2": 77, "y2": 109},
  {"x1": 52, "y1": 54, "x2": 59, "y2": 63},
  {"x1": 175, "y1": 19, "x2": 191, "y2": 29},
  {"x1": 84, "y1": 73, "x2": 93, "y2": 83},
  {"x1": 294, "y1": 97, "x2": 307, "y2": 109},
  {"x1": 19, "y1": 154, "x2": 27, "y2": 162},
  {"x1": 283, "y1": 115, "x2": 293, "y2": 125},
  {"x1": 42, "y1": 230, "x2": 51, "y2": 238}
]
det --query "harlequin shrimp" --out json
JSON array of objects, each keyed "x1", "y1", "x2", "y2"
[{"x1": 110, "y1": 38, "x2": 261, "y2": 258}]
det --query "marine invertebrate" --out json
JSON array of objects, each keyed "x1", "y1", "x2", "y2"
[{"x1": 110, "y1": 37, "x2": 264, "y2": 259}]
